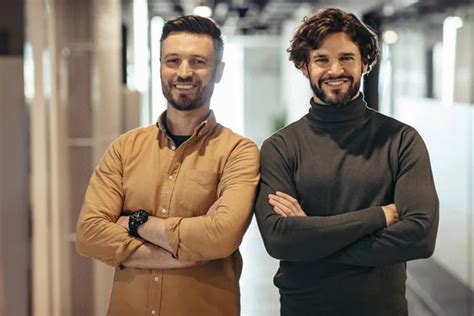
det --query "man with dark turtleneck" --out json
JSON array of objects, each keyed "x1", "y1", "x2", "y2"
[{"x1": 254, "y1": 8, "x2": 439, "y2": 316}]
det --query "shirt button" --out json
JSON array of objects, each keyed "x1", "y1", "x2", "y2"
[
  {"x1": 151, "y1": 310, "x2": 156, "y2": 315},
  {"x1": 154, "y1": 277, "x2": 159, "y2": 282},
  {"x1": 171, "y1": 145, "x2": 176, "y2": 151},
  {"x1": 168, "y1": 175, "x2": 174, "y2": 180},
  {"x1": 160, "y1": 208, "x2": 168, "y2": 214}
]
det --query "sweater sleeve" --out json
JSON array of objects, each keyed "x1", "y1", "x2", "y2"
[
  {"x1": 325, "y1": 129, "x2": 439, "y2": 266},
  {"x1": 255, "y1": 136, "x2": 387, "y2": 261}
]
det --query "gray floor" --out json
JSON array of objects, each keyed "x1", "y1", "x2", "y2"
[{"x1": 239, "y1": 218, "x2": 473, "y2": 316}]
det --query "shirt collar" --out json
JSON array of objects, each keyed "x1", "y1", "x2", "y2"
[{"x1": 156, "y1": 109, "x2": 217, "y2": 139}]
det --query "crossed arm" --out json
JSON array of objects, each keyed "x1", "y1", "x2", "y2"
[
  {"x1": 116, "y1": 200, "x2": 220, "y2": 269},
  {"x1": 76, "y1": 136, "x2": 259, "y2": 269},
  {"x1": 255, "y1": 130, "x2": 438, "y2": 266}
]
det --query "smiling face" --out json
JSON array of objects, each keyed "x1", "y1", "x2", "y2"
[
  {"x1": 160, "y1": 32, "x2": 224, "y2": 111},
  {"x1": 302, "y1": 32, "x2": 368, "y2": 106}
]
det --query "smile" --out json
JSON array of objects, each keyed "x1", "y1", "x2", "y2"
[
  {"x1": 173, "y1": 84, "x2": 197, "y2": 90},
  {"x1": 322, "y1": 78, "x2": 350, "y2": 87}
]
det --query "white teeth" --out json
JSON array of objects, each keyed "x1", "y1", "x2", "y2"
[
  {"x1": 324, "y1": 80, "x2": 347, "y2": 86},
  {"x1": 174, "y1": 84, "x2": 195, "y2": 89}
]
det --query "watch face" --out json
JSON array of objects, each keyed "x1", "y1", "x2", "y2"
[
  {"x1": 131, "y1": 210, "x2": 148, "y2": 223},
  {"x1": 129, "y1": 210, "x2": 149, "y2": 237},
  {"x1": 131, "y1": 212, "x2": 140, "y2": 221}
]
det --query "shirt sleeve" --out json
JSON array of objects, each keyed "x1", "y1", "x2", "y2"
[
  {"x1": 164, "y1": 138, "x2": 260, "y2": 261},
  {"x1": 75, "y1": 136, "x2": 144, "y2": 267},
  {"x1": 254, "y1": 135, "x2": 387, "y2": 261},
  {"x1": 325, "y1": 129, "x2": 439, "y2": 266}
]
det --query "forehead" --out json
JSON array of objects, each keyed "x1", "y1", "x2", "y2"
[
  {"x1": 311, "y1": 32, "x2": 360, "y2": 56},
  {"x1": 161, "y1": 32, "x2": 215, "y2": 58}
]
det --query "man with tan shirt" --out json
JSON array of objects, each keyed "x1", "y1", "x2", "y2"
[{"x1": 76, "y1": 15, "x2": 259, "y2": 316}]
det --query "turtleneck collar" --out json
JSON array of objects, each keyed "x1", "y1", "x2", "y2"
[{"x1": 306, "y1": 93, "x2": 373, "y2": 129}]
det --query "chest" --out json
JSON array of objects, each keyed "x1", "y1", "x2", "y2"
[
  {"x1": 121, "y1": 141, "x2": 223, "y2": 217},
  {"x1": 290, "y1": 129, "x2": 397, "y2": 214}
]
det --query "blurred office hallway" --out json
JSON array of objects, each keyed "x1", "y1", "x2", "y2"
[{"x1": 0, "y1": 0, "x2": 473, "y2": 315}]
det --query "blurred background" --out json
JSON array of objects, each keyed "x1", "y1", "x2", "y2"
[{"x1": 0, "y1": 0, "x2": 473, "y2": 315}]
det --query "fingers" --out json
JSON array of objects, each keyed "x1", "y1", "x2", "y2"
[
  {"x1": 268, "y1": 191, "x2": 307, "y2": 217},
  {"x1": 269, "y1": 194, "x2": 297, "y2": 216},
  {"x1": 275, "y1": 191, "x2": 306, "y2": 216}
]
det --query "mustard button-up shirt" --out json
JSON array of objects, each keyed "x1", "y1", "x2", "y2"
[{"x1": 76, "y1": 111, "x2": 259, "y2": 316}]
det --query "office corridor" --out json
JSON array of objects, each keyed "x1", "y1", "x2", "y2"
[{"x1": 0, "y1": 0, "x2": 473, "y2": 315}]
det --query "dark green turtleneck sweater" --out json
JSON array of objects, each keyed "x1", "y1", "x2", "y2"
[{"x1": 255, "y1": 94, "x2": 439, "y2": 316}]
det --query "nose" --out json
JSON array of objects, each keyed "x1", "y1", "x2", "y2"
[
  {"x1": 177, "y1": 61, "x2": 192, "y2": 79},
  {"x1": 328, "y1": 60, "x2": 344, "y2": 76}
]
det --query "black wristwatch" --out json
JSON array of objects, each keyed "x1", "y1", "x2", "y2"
[{"x1": 128, "y1": 209, "x2": 149, "y2": 238}]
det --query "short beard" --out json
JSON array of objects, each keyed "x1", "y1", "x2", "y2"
[
  {"x1": 311, "y1": 75, "x2": 361, "y2": 107},
  {"x1": 166, "y1": 88, "x2": 204, "y2": 112},
  {"x1": 161, "y1": 73, "x2": 216, "y2": 112}
]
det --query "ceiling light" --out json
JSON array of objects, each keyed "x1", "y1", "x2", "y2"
[
  {"x1": 382, "y1": 30, "x2": 398, "y2": 44},
  {"x1": 194, "y1": 5, "x2": 212, "y2": 18}
]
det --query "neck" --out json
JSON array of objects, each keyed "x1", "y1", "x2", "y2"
[{"x1": 166, "y1": 103, "x2": 210, "y2": 135}]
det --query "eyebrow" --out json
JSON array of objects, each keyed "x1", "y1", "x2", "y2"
[
  {"x1": 163, "y1": 53, "x2": 209, "y2": 61},
  {"x1": 313, "y1": 52, "x2": 356, "y2": 58}
]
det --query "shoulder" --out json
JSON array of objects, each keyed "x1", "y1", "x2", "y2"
[
  {"x1": 120, "y1": 124, "x2": 157, "y2": 141},
  {"x1": 115, "y1": 124, "x2": 157, "y2": 146},
  {"x1": 370, "y1": 111, "x2": 428, "y2": 158},
  {"x1": 212, "y1": 124, "x2": 259, "y2": 157},
  {"x1": 370, "y1": 110, "x2": 417, "y2": 133},
  {"x1": 261, "y1": 117, "x2": 307, "y2": 154},
  {"x1": 102, "y1": 125, "x2": 157, "y2": 158},
  {"x1": 369, "y1": 110, "x2": 424, "y2": 142}
]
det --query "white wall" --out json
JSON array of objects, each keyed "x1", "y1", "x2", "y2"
[{"x1": 394, "y1": 96, "x2": 473, "y2": 290}]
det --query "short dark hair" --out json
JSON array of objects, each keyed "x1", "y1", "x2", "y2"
[
  {"x1": 288, "y1": 8, "x2": 380, "y2": 71},
  {"x1": 160, "y1": 15, "x2": 224, "y2": 63}
]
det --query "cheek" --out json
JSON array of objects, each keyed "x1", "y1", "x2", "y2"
[
  {"x1": 309, "y1": 69, "x2": 324, "y2": 83},
  {"x1": 197, "y1": 71, "x2": 215, "y2": 85}
]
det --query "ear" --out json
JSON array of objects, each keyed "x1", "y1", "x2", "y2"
[
  {"x1": 362, "y1": 63, "x2": 369, "y2": 75},
  {"x1": 215, "y1": 62, "x2": 225, "y2": 83}
]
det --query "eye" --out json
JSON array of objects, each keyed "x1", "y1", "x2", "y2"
[
  {"x1": 314, "y1": 58, "x2": 329, "y2": 64},
  {"x1": 340, "y1": 56, "x2": 354, "y2": 62},
  {"x1": 165, "y1": 58, "x2": 180, "y2": 66},
  {"x1": 192, "y1": 59, "x2": 207, "y2": 66}
]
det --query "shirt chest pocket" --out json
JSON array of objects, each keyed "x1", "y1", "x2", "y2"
[{"x1": 176, "y1": 170, "x2": 219, "y2": 217}]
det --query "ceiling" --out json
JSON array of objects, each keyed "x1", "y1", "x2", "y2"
[
  {"x1": 148, "y1": 0, "x2": 387, "y2": 34},
  {"x1": 147, "y1": 0, "x2": 472, "y2": 34}
]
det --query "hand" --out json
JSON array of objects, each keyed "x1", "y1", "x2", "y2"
[
  {"x1": 122, "y1": 243, "x2": 208, "y2": 270},
  {"x1": 117, "y1": 216, "x2": 129, "y2": 230},
  {"x1": 381, "y1": 204, "x2": 399, "y2": 226},
  {"x1": 268, "y1": 191, "x2": 307, "y2": 217}
]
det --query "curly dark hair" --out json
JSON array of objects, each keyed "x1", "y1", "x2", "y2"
[
  {"x1": 288, "y1": 8, "x2": 380, "y2": 71},
  {"x1": 160, "y1": 15, "x2": 224, "y2": 63}
]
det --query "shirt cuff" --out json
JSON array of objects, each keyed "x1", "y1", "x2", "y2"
[{"x1": 164, "y1": 217, "x2": 184, "y2": 258}]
